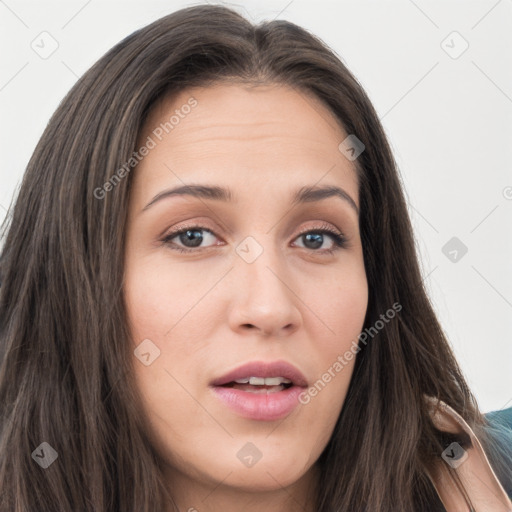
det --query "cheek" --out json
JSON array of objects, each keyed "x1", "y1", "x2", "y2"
[
  {"x1": 307, "y1": 261, "x2": 368, "y2": 351},
  {"x1": 125, "y1": 265, "x2": 202, "y2": 410},
  {"x1": 297, "y1": 266, "x2": 368, "y2": 423},
  {"x1": 124, "y1": 253, "x2": 219, "y2": 416},
  {"x1": 124, "y1": 254, "x2": 204, "y2": 341}
]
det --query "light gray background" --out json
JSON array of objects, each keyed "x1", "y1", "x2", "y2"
[{"x1": 1, "y1": 0, "x2": 511, "y2": 413}]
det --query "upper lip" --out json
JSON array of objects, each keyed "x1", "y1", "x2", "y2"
[{"x1": 210, "y1": 360, "x2": 308, "y2": 388}]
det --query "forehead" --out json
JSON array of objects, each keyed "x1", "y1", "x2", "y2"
[
  {"x1": 133, "y1": 83, "x2": 359, "y2": 209},
  {"x1": 141, "y1": 82, "x2": 348, "y2": 151}
]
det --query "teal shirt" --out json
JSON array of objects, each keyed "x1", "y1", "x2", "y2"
[
  {"x1": 483, "y1": 406, "x2": 512, "y2": 501},
  {"x1": 486, "y1": 405, "x2": 512, "y2": 429}
]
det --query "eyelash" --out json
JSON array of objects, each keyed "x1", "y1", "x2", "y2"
[{"x1": 160, "y1": 222, "x2": 348, "y2": 255}]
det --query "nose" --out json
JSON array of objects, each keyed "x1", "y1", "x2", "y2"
[{"x1": 227, "y1": 242, "x2": 302, "y2": 338}]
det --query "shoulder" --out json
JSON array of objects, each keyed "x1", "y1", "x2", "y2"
[
  {"x1": 483, "y1": 405, "x2": 512, "y2": 453},
  {"x1": 485, "y1": 405, "x2": 512, "y2": 431},
  {"x1": 483, "y1": 406, "x2": 512, "y2": 501},
  {"x1": 424, "y1": 396, "x2": 512, "y2": 509}
]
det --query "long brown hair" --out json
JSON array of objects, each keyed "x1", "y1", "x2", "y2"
[{"x1": 0, "y1": 4, "x2": 510, "y2": 511}]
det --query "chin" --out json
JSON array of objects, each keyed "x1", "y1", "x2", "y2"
[{"x1": 214, "y1": 461, "x2": 311, "y2": 492}]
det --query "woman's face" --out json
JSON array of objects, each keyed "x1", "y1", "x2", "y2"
[{"x1": 124, "y1": 83, "x2": 368, "y2": 504}]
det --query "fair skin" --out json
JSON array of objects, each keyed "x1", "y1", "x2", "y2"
[{"x1": 124, "y1": 83, "x2": 368, "y2": 512}]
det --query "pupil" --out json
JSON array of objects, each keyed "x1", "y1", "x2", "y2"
[
  {"x1": 304, "y1": 232, "x2": 323, "y2": 249},
  {"x1": 180, "y1": 229, "x2": 203, "y2": 248}
]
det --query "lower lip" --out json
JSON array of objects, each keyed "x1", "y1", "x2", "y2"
[{"x1": 210, "y1": 385, "x2": 305, "y2": 421}]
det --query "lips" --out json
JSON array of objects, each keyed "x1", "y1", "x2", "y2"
[{"x1": 209, "y1": 360, "x2": 308, "y2": 421}]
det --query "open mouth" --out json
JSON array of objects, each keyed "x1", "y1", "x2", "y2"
[
  {"x1": 219, "y1": 376, "x2": 294, "y2": 394},
  {"x1": 210, "y1": 363, "x2": 308, "y2": 421}
]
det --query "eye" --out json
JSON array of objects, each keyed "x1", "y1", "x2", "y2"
[
  {"x1": 161, "y1": 222, "x2": 348, "y2": 254},
  {"x1": 292, "y1": 222, "x2": 347, "y2": 254},
  {"x1": 161, "y1": 225, "x2": 219, "y2": 253}
]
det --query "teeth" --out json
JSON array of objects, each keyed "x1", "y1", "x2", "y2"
[{"x1": 233, "y1": 376, "x2": 292, "y2": 386}]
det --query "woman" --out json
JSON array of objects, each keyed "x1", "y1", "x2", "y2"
[{"x1": 0, "y1": 4, "x2": 510, "y2": 511}]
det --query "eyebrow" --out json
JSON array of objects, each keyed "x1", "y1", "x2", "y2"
[{"x1": 142, "y1": 183, "x2": 359, "y2": 215}]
